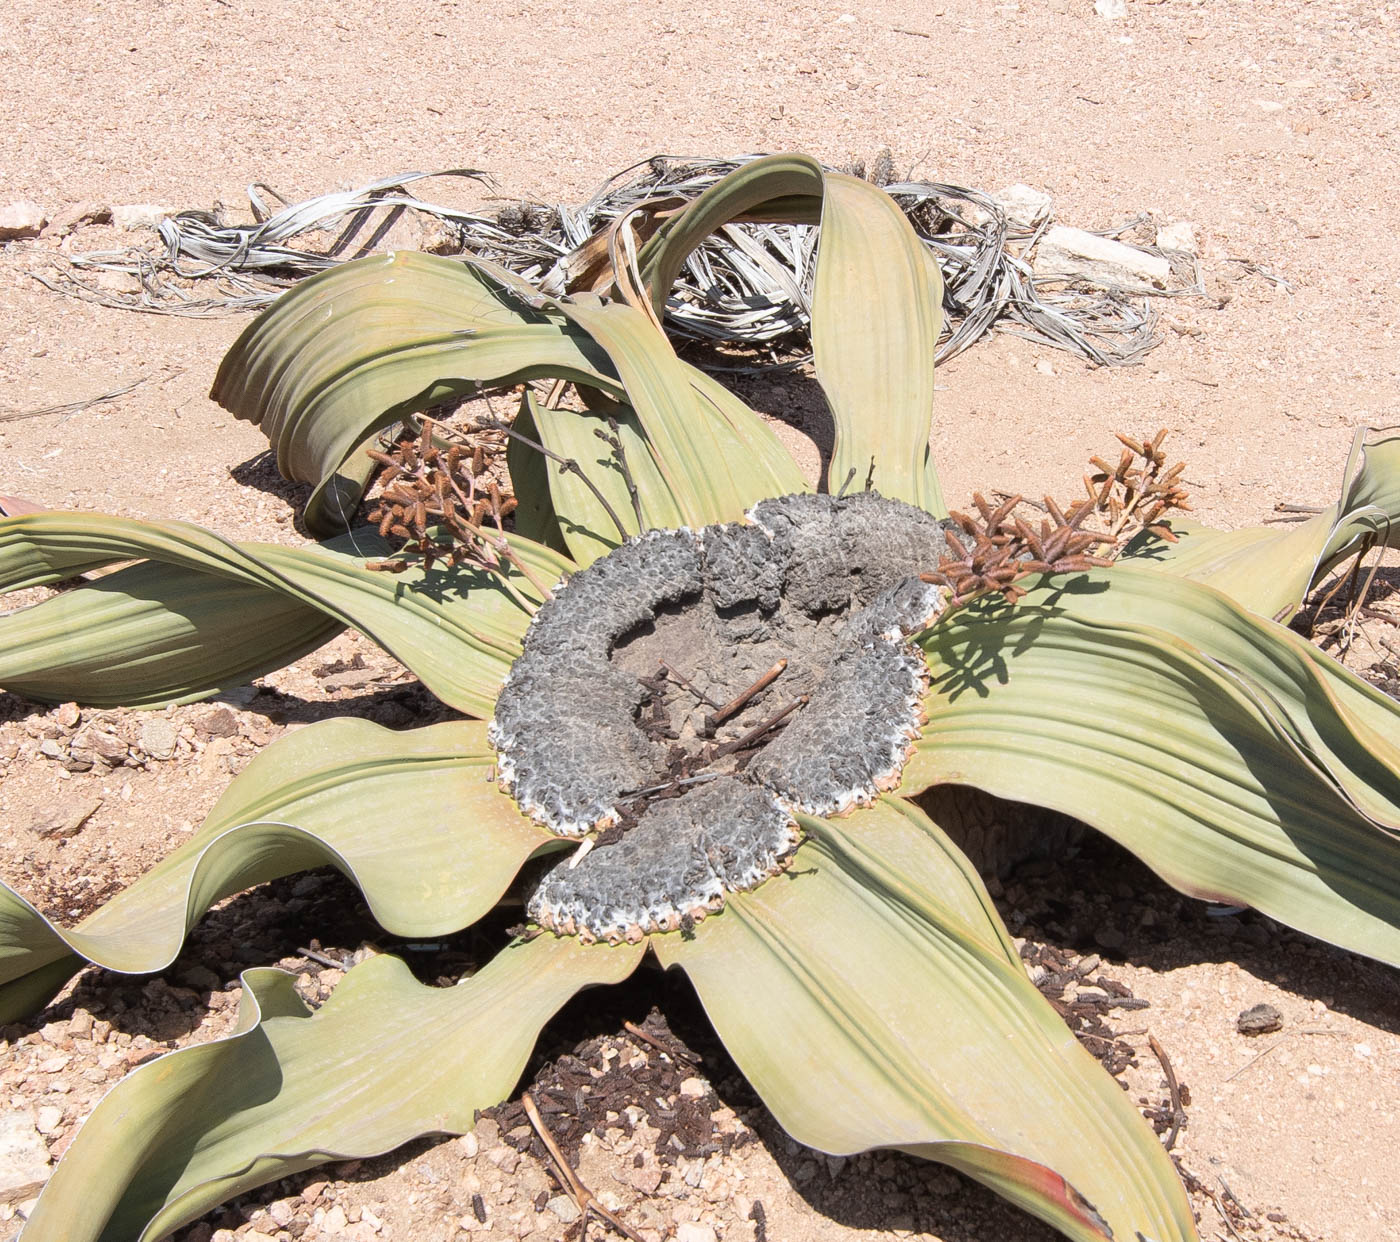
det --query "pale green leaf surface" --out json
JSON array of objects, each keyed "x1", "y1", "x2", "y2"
[
  {"x1": 1019, "y1": 567, "x2": 1400, "y2": 826},
  {"x1": 656, "y1": 798, "x2": 1196, "y2": 1242},
  {"x1": 0, "y1": 719, "x2": 558, "y2": 1023},
  {"x1": 503, "y1": 388, "x2": 567, "y2": 552},
  {"x1": 210, "y1": 252, "x2": 623, "y2": 535},
  {"x1": 1315, "y1": 427, "x2": 1400, "y2": 574},
  {"x1": 903, "y1": 569, "x2": 1400, "y2": 965},
  {"x1": 631, "y1": 155, "x2": 945, "y2": 511},
  {"x1": 635, "y1": 154, "x2": 827, "y2": 316},
  {"x1": 1120, "y1": 515, "x2": 1336, "y2": 622},
  {"x1": 0, "y1": 559, "x2": 343, "y2": 707},
  {"x1": 0, "y1": 514, "x2": 570, "y2": 716},
  {"x1": 1121, "y1": 429, "x2": 1400, "y2": 618},
  {"x1": 679, "y1": 362, "x2": 809, "y2": 498},
  {"x1": 550, "y1": 297, "x2": 796, "y2": 526},
  {"x1": 20, "y1": 937, "x2": 644, "y2": 1242},
  {"x1": 520, "y1": 390, "x2": 678, "y2": 564},
  {"x1": 812, "y1": 174, "x2": 945, "y2": 514}
]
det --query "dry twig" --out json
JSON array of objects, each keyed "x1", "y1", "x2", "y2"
[{"x1": 521, "y1": 1091, "x2": 646, "y2": 1242}]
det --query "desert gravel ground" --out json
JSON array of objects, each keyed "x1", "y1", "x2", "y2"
[{"x1": 2, "y1": 1, "x2": 1400, "y2": 1240}]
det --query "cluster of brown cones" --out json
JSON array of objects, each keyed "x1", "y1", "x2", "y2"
[{"x1": 922, "y1": 429, "x2": 1191, "y2": 607}]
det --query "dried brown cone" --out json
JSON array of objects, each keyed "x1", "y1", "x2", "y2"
[
  {"x1": 365, "y1": 420, "x2": 519, "y2": 575},
  {"x1": 920, "y1": 431, "x2": 1190, "y2": 612}
]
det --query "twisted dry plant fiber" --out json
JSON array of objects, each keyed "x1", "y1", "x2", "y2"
[{"x1": 27, "y1": 156, "x2": 1197, "y2": 367}]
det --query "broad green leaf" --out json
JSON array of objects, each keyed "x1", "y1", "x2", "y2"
[
  {"x1": 1328, "y1": 428, "x2": 1400, "y2": 561},
  {"x1": 635, "y1": 154, "x2": 826, "y2": 315},
  {"x1": 812, "y1": 174, "x2": 945, "y2": 514},
  {"x1": 0, "y1": 719, "x2": 556, "y2": 1023},
  {"x1": 518, "y1": 390, "x2": 679, "y2": 564},
  {"x1": 0, "y1": 513, "x2": 571, "y2": 716},
  {"x1": 0, "y1": 559, "x2": 342, "y2": 707},
  {"x1": 21, "y1": 937, "x2": 644, "y2": 1242},
  {"x1": 903, "y1": 567, "x2": 1400, "y2": 965},
  {"x1": 503, "y1": 387, "x2": 569, "y2": 552},
  {"x1": 549, "y1": 296, "x2": 798, "y2": 526},
  {"x1": 1122, "y1": 428, "x2": 1400, "y2": 619},
  {"x1": 679, "y1": 361, "x2": 809, "y2": 499},
  {"x1": 657, "y1": 798, "x2": 1196, "y2": 1242},
  {"x1": 630, "y1": 155, "x2": 945, "y2": 512},
  {"x1": 1120, "y1": 517, "x2": 1327, "y2": 621},
  {"x1": 515, "y1": 378, "x2": 806, "y2": 565},
  {"x1": 210, "y1": 251, "x2": 624, "y2": 535}
]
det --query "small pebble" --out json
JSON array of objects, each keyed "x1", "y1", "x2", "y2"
[{"x1": 1236, "y1": 1002, "x2": 1283, "y2": 1036}]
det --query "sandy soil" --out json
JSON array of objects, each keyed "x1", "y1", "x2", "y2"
[{"x1": 2, "y1": 1, "x2": 1400, "y2": 1240}]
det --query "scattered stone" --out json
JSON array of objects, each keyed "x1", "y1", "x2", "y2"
[
  {"x1": 1033, "y1": 225, "x2": 1171, "y2": 291},
  {"x1": 79, "y1": 728, "x2": 129, "y2": 765},
  {"x1": 1155, "y1": 220, "x2": 1197, "y2": 253},
  {"x1": 26, "y1": 797, "x2": 102, "y2": 840},
  {"x1": 138, "y1": 717, "x2": 179, "y2": 760},
  {"x1": 319, "y1": 667, "x2": 388, "y2": 692},
  {"x1": 474, "y1": 1118, "x2": 501, "y2": 1147},
  {"x1": 91, "y1": 270, "x2": 141, "y2": 296},
  {"x1": 994, "y1": 182, "x2": 1053, "y2": 228},
  {"x1": 675, "y1": 1223, "x2": 717, "y2": 1242},
  {"x1": 193, "y1": 705, "x2": 239, "y2": 738},
  {"x1": 626, "y1": 1165, "x2": 664, "y2": 1195},
  {"x1": 0, "y1": 1114, "x2": 51, "y2": 1205},
  {"x1": 1094, "y1": 925, "x2": 1126, "y2": 950},
  {"x1": 33, "y1": 1107, "x2": 63, "y2": 1136},
  {"x1": 67, "y1": 1011, "x2": 93, "y2": 1038},
  {"x1": 1094, "y1": 0, "x2": 1127, "y2": 17},
  {"x1": 53, "y1": 702, "x2": 81, "y2": 729},
  {"x1": 40, "y1": 202, "x2": 110, "y2": 238},
  {"x1": 546, "y1": 1196, "x2": 581, "y2": 1224},
  {"x1": 678, "y1": 1077, "x2": 708, "y2": 1098},
  {"x1": 110, "y1": 203, "x2": 171, "y2": 231},
  {"x1": 1237, "y1": 1003, "x2": 1283, "y2": 1036},
  {"x1": 377, "y1": 209, "x2": 461, "y2": 255},
  {"x1": 0, "y1": 202, "x2": 46, "y2": 240}
]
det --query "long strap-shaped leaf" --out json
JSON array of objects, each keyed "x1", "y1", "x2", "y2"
[
  {"x1": 443, "y1": 261, "x2": 809, "y2": 525},
  {"x1": 518, "y1": 390, "x2": 685, "y2": 564},
  {"x1": 546, "y1": 295, "x2": 804, "y2": 529},
  {"x1": 1121, "y1": 429, "x2": 1400, "y2": 619},
  {"x1": 0, "y1": 719, "x2": 556, "y2": 1024},
  {"x1": 811, "y1": 174, "x2": 945, "y2": 514},
  {"x1": 1039, "y1": 567, "x2": 1400, "y2": 826},
  {"x1": 0, "y1": 558, "x2": 343, "y2": 707},
  {"x1": 631, "y1": 154, "x2": 946, "y2": 512},
  {"x1": 0, "y1": 513, "x2": 569, "y2": 715},
  {"x1": 904, "y1": 569, "x2": 1400, "y2": 965},
  {"x1": 519, "y1": 377, "x2": 808, "y2": 565},
  {"x1": 20, "y1": 937, "x2": 644, "y2": 1242},
  {"x1": 657, "y1": 798, "x2": 1196, "y2": 1242},
  {"x1": 211, "y1": 251, "x2": 625, "y2": 535}
]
